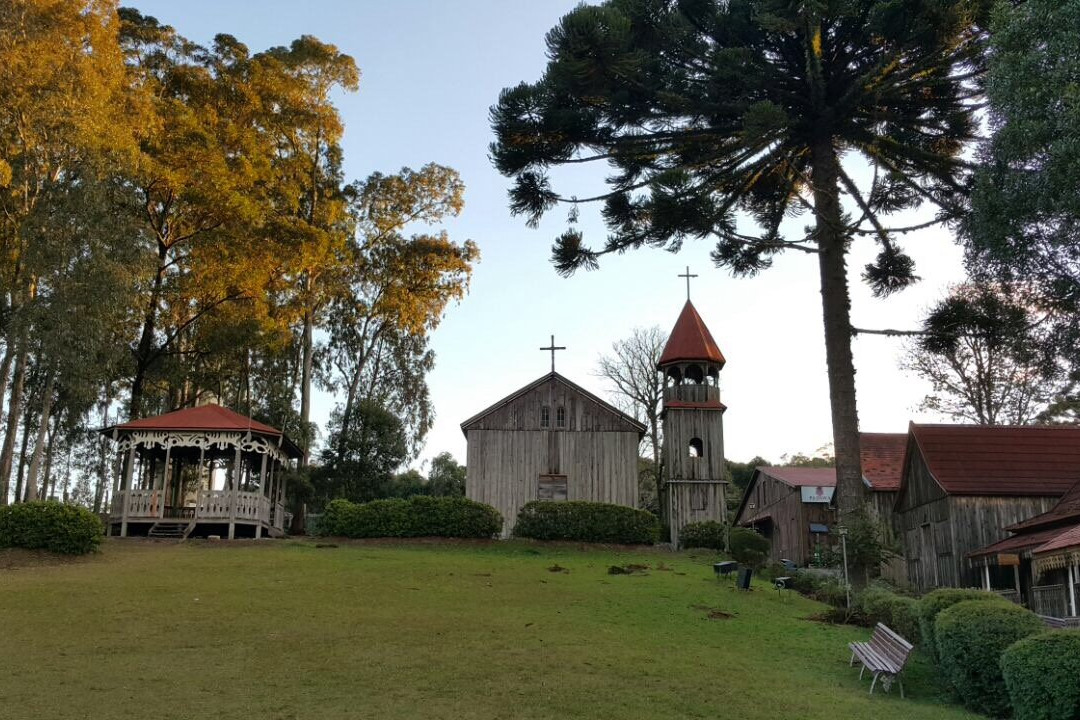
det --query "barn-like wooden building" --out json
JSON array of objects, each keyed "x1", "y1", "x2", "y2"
[
  {"x1": 895, "y1": 424, "x2": 1080, "y2": 592},
  {"x1": 461, "y1": 372, "x2": 646, "y2": 535}
]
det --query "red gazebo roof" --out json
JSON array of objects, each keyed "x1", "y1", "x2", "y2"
[
  {"x1": 113, "y1": 404, "x2": 283, "y2": 435},
  {"x1": 658, "y1": 300, "x2": 725, "y2": 367}
]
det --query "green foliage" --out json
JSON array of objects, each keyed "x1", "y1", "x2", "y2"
[
  {"x1": 917, "y1": 588, "x2": 1007, "y2": 663},
  {"x1": 0, "y1": 501, "x2": 102, "y2": 555},
  {"x1": 316, "y1": 400, "x2": 409, "y2": 503},
  {"x1": 935, "y1": 599, "x2": 1044, "y2": 717},
  {"x1": 842, "y1": 507, "x2": 898, "y2": 572},
  {"x1": 786, "y1": 570, "x2": 849, "y2": 609},
  {"x1": 1001, "y1": 630, "x2": 1080, "y2": 720},
  {"x1": 426, "y1": 452, "x2": 465, "y2": 497},
  {"x1": 728, "y1": 526, "x2": 770, "y2": 569},
  {"x1": 513, "y1": 501, "x2": 660, "y2": 545},
  {"x1": 320, "y1": 496, "x2": 502, "y2": 539},
  {"x1": 857, "y1": 584, "x2": 920, "y2": 644},
  {"x1": 679, "y1": 521, "x2": 727, "y2": 551}
]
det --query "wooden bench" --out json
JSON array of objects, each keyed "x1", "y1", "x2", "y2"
[{"x1": 848, "y1": 623, "x2": 914, "y2": 698}]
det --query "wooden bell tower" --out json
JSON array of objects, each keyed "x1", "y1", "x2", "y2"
[{"x1": 659, "y1": 269, "x2": 728, "y2": 546}]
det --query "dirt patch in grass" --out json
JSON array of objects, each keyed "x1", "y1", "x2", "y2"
[
  {"x1": 548, "y1": 564, "x2": 569, "y2": 573},
  {"x1": 608, "y1": 563, "x2": 650, "y2": 575},
  {"x1": 0, "y1": 548, "x2": 96, "y2": 570},
  {"x1": 692, "y1": 604, "x2": 736, "y2": 620}
]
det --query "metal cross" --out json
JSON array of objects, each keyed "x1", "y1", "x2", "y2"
[
  {"x1": 679, "y1": 266, "x2": 698, "y2": 300},
  {"x1": 540, "y1": 334, "x2": 566, "y2": 373}
]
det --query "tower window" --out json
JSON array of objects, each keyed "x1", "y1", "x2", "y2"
[
  {"x1": 556, "y1": 406, "x2": 566, "y2": 428},
  {"x1": 685, "y1": 365, "x2": 704, "y2": 384},
  {"x1": 540, "y1": 406, "x2": 551, "y2": 428},
  {"x1": 689, "y1": 438, "x2": 704, "y2": 458}
]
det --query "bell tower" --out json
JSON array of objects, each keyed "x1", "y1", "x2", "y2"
[{"x1": 659, "y1": 270, "x2": 727, "y2": 546}]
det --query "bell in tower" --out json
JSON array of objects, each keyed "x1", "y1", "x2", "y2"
[{"x1": 659, "y1": 269, "x2": 728, "y2": 546}]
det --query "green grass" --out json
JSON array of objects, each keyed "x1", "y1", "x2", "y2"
[{"x1": 0, "y1": 539, "x2": 976, "y2": 720}]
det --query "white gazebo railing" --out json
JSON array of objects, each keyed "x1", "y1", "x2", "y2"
[{"x1": 113, "y1": 489, "x2": 281, "y2": 529}]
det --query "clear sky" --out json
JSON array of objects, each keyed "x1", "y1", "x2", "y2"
[{"x1": 128, "y1": 0, "x2": 966, "y2": 468}]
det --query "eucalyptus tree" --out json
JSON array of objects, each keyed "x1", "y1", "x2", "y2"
[{"x1": 490, "y1": 0, "x2": 989, "y2": 512}]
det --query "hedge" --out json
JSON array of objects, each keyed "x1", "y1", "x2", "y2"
[
  {"x1": 917, "y1": 587, "x2": 1007, "y2": 663},
  {"x1": 936, "y1": 599, "x2": 1044, "y2": 718},
  {"x1": 0, "y1": 500, "x2": 103, "y2": 555},
  {"x1": 513, "y1": 501, "x2": 660, "y2": 544},
  {"x1": 679, "y1": 520, "x2": 726, "y2": 550},
  {"x1": 320, "y1": 496, "x2": 502, "y2": 539},
  {"x1": 728, "y1": 526, "x2": 770, "y2": 568},
  {"x1": 857, "y1": 584, "x2": 920, "y2": 644},
  {"x1": 1001, "y1": 630, "x2": 1080, "y2": 720}
]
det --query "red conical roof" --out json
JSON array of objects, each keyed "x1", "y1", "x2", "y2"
[{"x1": 658, "y1": 300, "x2": 725, "y2": 367}]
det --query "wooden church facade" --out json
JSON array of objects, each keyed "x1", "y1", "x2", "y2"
[{"x1": 461, "y1": 373, "x2": 645, "y2": 535}]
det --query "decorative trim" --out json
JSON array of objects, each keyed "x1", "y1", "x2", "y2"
[{"x1": 116, "y1": 430, "x2": 290, "y2": 463}]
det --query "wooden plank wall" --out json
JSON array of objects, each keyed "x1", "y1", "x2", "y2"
[
  {"x1": 948, "y1": 495, "x2": 1057, "y2": 587},
  {"x1": 466, "y1": 429, "x2": 639, "y2": 536},
  {"x1": 738, "y1": 473, "x2": 833, "y2": 564}
]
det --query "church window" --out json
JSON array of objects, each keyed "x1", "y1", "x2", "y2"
[
  {"x1": 689, "y1": 438, "x2": 703, "y2": 458},
  {"x1": 538, "y1": 474, "x2": 568, "y2": 501},
  {"x1": 556, "y1": 406, "x2": 566, "y2": 428},
  {"x1": 540, "y1": 406, "x2": 550, "y2": 428}
]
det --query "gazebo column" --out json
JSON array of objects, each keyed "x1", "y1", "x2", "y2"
[
  {"x1": 159, "y1": 444, "x2": 171, "y2": 520},
  {"x1": 228, "y1": 444, "x2": 241, "y2": 540},
  {"x1": 120, "y1": 443, "x2": 136, "y2": 537},
  {"x1": 982, "y1": 564, "x2": 991, "y2": 591},
  {"x1": 255, "y1": 453, "x2": 267, "y2": 539}
]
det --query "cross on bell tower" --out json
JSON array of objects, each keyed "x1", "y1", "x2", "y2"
[
  {"x1": 678, "y1": 266, "x2": 698, "y2": 300},
  {"x1": 540, "y1": 334, "x2": 566, "y2": 373}
]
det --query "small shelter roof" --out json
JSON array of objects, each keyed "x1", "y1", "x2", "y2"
[
  {"x1": 968, "y1": 525, "x2": 1067, "y2": 560},
  {"x1": 1033, "y1": 524, "x2": 1080, "y2": 557},
  {"x1": 908, "y1": 423, "x2": 1080, "y2": 497},
  {"x1": 860, "y1": 432, "x2": 907, "y2": 492},
  {"x1": 658, "y1": 300, "x2": 725, "y2": 367},
  {"x1": 106, "y1": 404, "x2": 303, "y2": 459},
  {"x1": 1008, "y1": 480, "x2": 1080, "y2": 533},
  {"x1": 757, "y1": 466, "x2": 836, "y2": 488}
]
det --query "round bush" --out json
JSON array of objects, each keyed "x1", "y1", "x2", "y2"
[
  {"x1": 513, "y1": 501, "x2": 660, "y2": 544},
  {"x1": 936, "y1": 599, "x2": 1044, "y2": 718},
  {"x1": 0, "y1": 501, "x2": 103, "y2": 555},
  {"x1": 917, "y1": 587, "x2": 1006, "y2": 662},
  {"x1": 858, "y1": 584, "x2": 920, "y2": 644},
  {"x1": 679, "y1": 520, "x2": 726, "y2": 550},
  {"x1": 1001, "y1": 630, "x2": 1080, "y2": 720},
  {"x1": 320, "y1": 496, "x2": 502, "y2": 539},
  {"x1": 728, "y1": 526, "x2": 769, "y2": 568}
]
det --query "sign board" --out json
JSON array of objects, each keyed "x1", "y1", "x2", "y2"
[
  {"x1": 998, "y1": 553, "x2": 1021, "y2": 567},
  {"x1": 800, "y1": 485, "x2": 835, "y2": 504}
]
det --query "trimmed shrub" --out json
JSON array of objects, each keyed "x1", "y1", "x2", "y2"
[
  {"x1": 320, "y1": 496, "x2": 502, "y2": 539},
  {"x1": 679, "y1": 521, "x2": 726, "y2": 550},
  {"x1": 917, "y1": 588, "x2": 1007, "y2": 662},
  {"x1": 728, "y1": 526, "x2": 769, "y2": 568},
  {"x1": 1001, "y1": 630, "x2": 1080, "y2": 720},
  {"x1": 513, "y1": 501, "x2": 660, "y2": 544},
  {"x1": 936, "y1": 599, "x2": 1044, "y2": 718},
  {"x1": 857, "y1": 584, "x2": 920, "y2": 644},
  {"x1": 0, "y1": 501, "x2": 103, "y2": 555}
]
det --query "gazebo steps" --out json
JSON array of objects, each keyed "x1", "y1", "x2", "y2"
[{"x1": 148, "y1": 522, "x2": 193, "y2": 540}]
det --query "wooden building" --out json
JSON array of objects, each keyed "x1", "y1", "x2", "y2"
[
  {"x1": 732, "y1": 433, "x2": 906, "y2": 565},
  {"x1": 969, "y1": 480, "x2": 1080, "y2": 618},
  {"x1": 461, "y1": 372, "x2": 646, "y2": 536},
  {"x1": 658, "y1": 300, "x2": 729, "y2": 546},
  {"x1": 895, "y1": 424, "x2": 1080, "y2": 593},
  {"x1": 103, "y1": 404, "x2": 302, "y2": 539}
]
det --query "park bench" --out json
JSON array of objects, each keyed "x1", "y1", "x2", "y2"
[{"x1": 848, "y1": 623, "x2": 913, "y2": 698}]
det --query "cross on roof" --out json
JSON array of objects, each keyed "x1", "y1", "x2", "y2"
[
  {"x1": 679, "y1": 266, "x2": 698, "y2": 300},
  {"x1": 540, "y1": 334, "x2": 566, "y2": 373}
]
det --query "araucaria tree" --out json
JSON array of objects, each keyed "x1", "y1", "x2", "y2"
[{"x1": 490, "y1": 0, "x2": 989, "y2": 513}]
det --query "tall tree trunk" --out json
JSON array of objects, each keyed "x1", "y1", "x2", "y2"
[
  {"x1": 130, "y1": 240, "x2": 169, "y2": 420},
  {"x1": 23, "y1": 370, "x2": 53, "y2": 502},
  {"x1": 92, "y1": 388, "x2": 111, "y2": 513},
  {"x1": 42, "y1": 412, "x2": 59, "y2": 501},
  {"x1": 299, "y1": 307, "x2": 314, "y2": 466},
  {"x1": 0, "y1": 337, "x2": 29, "y2": 504},
  {"x1": 13, "y1": 398, "x2": 33, "y2": 503},
  {"x1": 0, "y1": 342, "x2": 15, "y2": 431},
  {"x1": 811, "y1": 139, "x2": 865, "y2": 516}
]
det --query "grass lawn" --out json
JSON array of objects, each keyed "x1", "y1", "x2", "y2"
[{"x1": 0, "y1": 539, "x2": 977, "y2": 720}]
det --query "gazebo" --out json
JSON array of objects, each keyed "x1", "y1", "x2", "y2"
[{"x1": 103, "y1": 404, "x2": 302, "y2": 539}]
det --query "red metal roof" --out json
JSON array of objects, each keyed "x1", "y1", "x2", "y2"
[
  {"x1": 967, "y1": 525, "x2": 1068, "y2": 558},
  {"x1": 664, "y1": 400, "x2": 727, "y2": 411},
  {"x1": 1034, "y1": 524, "x2": 1080, "y2": 556},
  {"x1": 113, "y1": 404, "x2": 284, "y2": 437},
  {"x1": 911, "y1": 424, "x2": 1080, "y2": 497},
  {"x1": 1008, "y1": 480, "x2": 1080, "y2": 533},
  {"x1": 658, "y1": 300, "x2": 725, "y2": 367},
  {"x1": 860, "y1": 432, "x2": 907, "y2": 492},
  {"x1": 759, "y1": 466, "x2": 836, "y2": 488}
]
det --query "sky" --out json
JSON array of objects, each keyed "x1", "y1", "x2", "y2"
[{"x1": 128, "y1": 0, "x2": 967, "y2": 469}]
